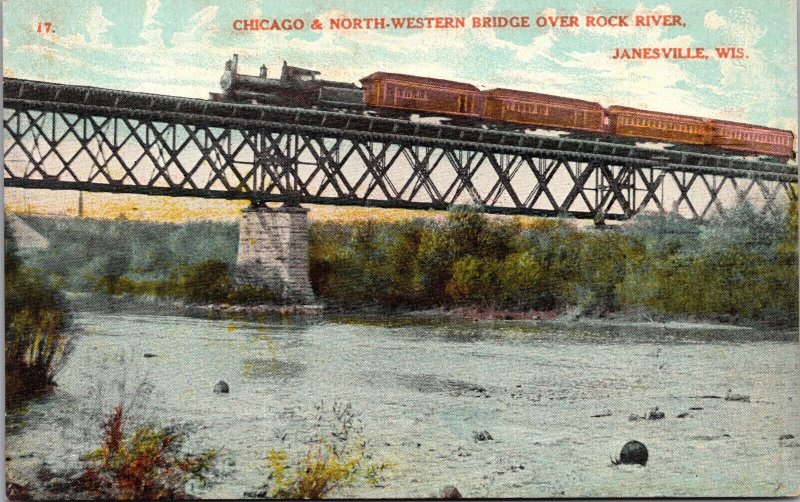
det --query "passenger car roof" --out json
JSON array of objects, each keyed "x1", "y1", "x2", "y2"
[
  {"x1": 360, "y1": 72, "x2": 480, "y2": 92},
  {"x1": 484, "y1": 88, "x2": 603, "y2": 108}
]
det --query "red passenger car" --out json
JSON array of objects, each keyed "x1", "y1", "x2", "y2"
[
  {"x1": 607, "y1": 106, "x2": 711, "y2": 145},
  {"x1": 710, "y1": 120, "x2": 795, "y2": 161},
  {"x1": 482, "y1": 88, "x2": 605, "y2": 133},
  {"x1": 360, "y1": 72, "x2": 482, "y2": 119}
]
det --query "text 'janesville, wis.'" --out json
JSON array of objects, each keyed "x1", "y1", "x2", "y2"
[{"x1": 230, "y1": 14, "x2": 747, "y2": 60}]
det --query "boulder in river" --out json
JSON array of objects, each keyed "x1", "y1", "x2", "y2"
[
  {"x1": 213, "y1": 380, "x2": 230, "y2": 394},
  {"x1": 440, "y1": 485, "x2": 462, "y2": 499},
  {"x1": 779, "y1": 434, "x2": 799, "y2": 447},
  {"x1": 473, "y1": 430, "x2": 493, "y2": 442},
  {"x1": 143, "y1": 353, "x2": 157, "y2": 358},
  {"x1": 647, "y1": 407, "x2": 665, "y2": 420},
  {"x1": 613, "y1": 440, "x2": 648, "y2": 466}
]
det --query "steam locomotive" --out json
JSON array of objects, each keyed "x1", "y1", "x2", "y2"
[{"x1": 211, "y1": 54, "x2": 795, "y2": 162}]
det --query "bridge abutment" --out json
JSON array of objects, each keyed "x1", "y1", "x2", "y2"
[{"x1": 235, "y1": 204, "x2": 315, "y2": 304}]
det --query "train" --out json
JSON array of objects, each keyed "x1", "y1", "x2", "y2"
[{"x1": 211, "y1": 54, "x2": 796, "y2": 162}]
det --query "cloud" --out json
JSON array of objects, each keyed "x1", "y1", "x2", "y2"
[
  {"x1": 704, "y1": 11, "x2": 726, "y2": 30},
  {"x1": 144, "y1": 0, "x2": 160, "y2": 28},
  {"x1": 86, "y1": 5, "x2": 114, "y2": 45},
  {"x1": 721, "y1": 7, "x2": 766, "y2": 48},
  {"x1": 170, "y1": 6, "x2": 220, "y2": 48},
  {"x1": 4, "y1": 0, "x2": 795, "y2": 135}
]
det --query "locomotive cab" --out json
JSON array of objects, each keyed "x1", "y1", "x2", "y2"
[{"x1": 281, "y1": 61, "x2": 320, "y2": 83}]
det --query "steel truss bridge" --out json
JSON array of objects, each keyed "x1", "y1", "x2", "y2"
[{"x1": 4, "y1": 78, "x2": 798, "y2": 221}]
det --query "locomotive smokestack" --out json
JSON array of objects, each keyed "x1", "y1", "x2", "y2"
[{"x1": 259, "y1": 65, "x2": 267, "y2": 78}]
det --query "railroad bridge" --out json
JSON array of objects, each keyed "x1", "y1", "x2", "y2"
[{"x1": 4, "y1": 78, "x2": 798, "y2": 301}]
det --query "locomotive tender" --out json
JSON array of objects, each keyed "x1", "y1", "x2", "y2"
[{"x1": 214, "y1": 54, "x2": 795, "y2": 162}]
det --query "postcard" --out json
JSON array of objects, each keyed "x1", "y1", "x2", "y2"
[{"x1": 3, "y1": 0, "x2": 798, "y2": 499}]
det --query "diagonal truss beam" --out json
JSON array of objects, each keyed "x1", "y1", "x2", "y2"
[{"x1": 3, "y1": 105, "x2": 797, "y2": 221}]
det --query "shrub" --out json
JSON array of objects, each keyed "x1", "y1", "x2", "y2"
[
  {"x1": 266, "y1": 441, "x2": 364, "y2": 499},
  {"x1": 226, "y1": 284, "x2": 280, "y2": 304},
  {"x1": 258, "y1": 402, "x2": 391, "y2": 499},
  {"x1": 445, "y1": 255, "x2": 502, "y2": 304},
  {"x1": 177, "y1": 259, "x2": 232, "y2": 303},
  {"x1": 5, "y1": 221, "x2": 70, "y2": 402},
  {"x1": 81, "y1": 405, "x2": 218, "y2": 500}
]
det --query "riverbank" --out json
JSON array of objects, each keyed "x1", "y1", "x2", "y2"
[
  {"x1": 61, "y1": 291, "x2": 796, "y2": 335},
  {"x1": 18, "y1": 205, "x2": 799, "y2": 333}
]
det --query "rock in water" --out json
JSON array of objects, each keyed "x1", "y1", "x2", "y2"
[
  {"x1": 724, "y1": 390, "x2": 750, "y2": 402},
  {"x1": 440, "y1": 485, "x2": 462, "y2": 499},
  {"x1": 213, "y1": 380, "x2": 230, "y2": 394},
  {"x1": 647, "y1": 407, "x2": 665, "y2": 420},
  {"x1": 779, "y1": 434, "x2": 799, "y2": 447},
  {"x1": 473, "y1": 430, "x2": 493, "y2": 441},
  {"x1": 617, "y1": 440, "x2": 648, "y2": 466}
]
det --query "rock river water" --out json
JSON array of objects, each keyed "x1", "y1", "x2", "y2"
[{"x1": 5, "y1": 309, "x2": 799, "y2": 498}]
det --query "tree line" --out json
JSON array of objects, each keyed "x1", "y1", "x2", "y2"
[{"x1": 15, "y1": 199, "x2": 799, "y2": 324}]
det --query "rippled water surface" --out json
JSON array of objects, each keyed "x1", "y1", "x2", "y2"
[{"x1": 6, "y1": 311, "x2": 799, "y2": 498}]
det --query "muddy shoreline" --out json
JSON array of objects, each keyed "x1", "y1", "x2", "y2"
[{"x1": 61, "y1": 291, "x2": 797, "y2": 333}]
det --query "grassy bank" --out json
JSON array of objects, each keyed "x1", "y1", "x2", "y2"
[{"x1": 16, "y1": 200, "x2": 799, "y2": 325}]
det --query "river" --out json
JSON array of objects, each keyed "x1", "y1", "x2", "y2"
[{"x1": 5, "y1": 309, "x2": 799, "y2": 498}]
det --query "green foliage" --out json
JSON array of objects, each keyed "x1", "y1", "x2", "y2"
[
  {"x1": 5, "y1": 219, "x2": 22, "y2": 276},
  {"x1": 177, "y1": 259, "x2": 232, "y2": 303},
  {"x1": 15, "y1": 196, "x2": 800, "y2": 323},
  {"x1": 306, "y1": 204, "x2": 797, "y2": 323},
  {"x1": 266, "y1": 441, "x2": 365, "y2": 499},
  {"x1": 4, "y1": 220, "x2": 70, "y2": 401},
  {"x1": 262, "y1": 402, "x2": 391, "y2": 499},
  {"x1": 21, "y1": 216, "x2": 237, "y2": 292},
  {"x1": 573, "y1": 232, "x2": 635, "y2": 313},
  {"x1": 81, "y1": 405, "x2": 218, "y2": 500},
  {"x1": 446, "y1": 255, "x2": 502, "y2": 304},
  {"x1": 115, "y1": 259, "x2": 279, "y2": 305},
  {"x1": 618, "y1": 202, "x2": 798, "y2": 323}
]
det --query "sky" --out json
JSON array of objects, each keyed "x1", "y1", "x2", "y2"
[
  {"x1": 2, "y1": 0, "x2": 798, "y2": 221},
  {"x1": 3, "y1": 0, "x2": 797, "y2": 129}
]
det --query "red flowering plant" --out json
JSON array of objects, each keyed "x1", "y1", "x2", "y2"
[{"x1": 80, "y1": 405, "x2": 218, "y2": 500}]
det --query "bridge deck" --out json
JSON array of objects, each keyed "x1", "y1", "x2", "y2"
[
  {"x1": 5, "y1": 78, "x2": 796, "y2": 179},
  {"x1": 3, "y1": 77, "x2": 797, "y2": 220}
]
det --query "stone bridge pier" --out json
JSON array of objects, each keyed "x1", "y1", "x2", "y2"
[{"x1": 235, "y1": 204, "x2": 315, "y2": 304}]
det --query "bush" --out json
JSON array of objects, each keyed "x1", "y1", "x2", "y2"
[
  {"x1": 81, "y1": 405, "x2": 218, "y2": 500},
  {"x1": 257, "y1": 402, "x2": 391, "y2": 499},
  {"x1": 446, "y1": 255, "x2": 502, "y2": 304},
  {"x1": 226, "y1": 284, "x2": 280, "y2": 305},
  {"x1": 266, "y1": 441, "x2": 365, "y2": 499},
  {"x1": 177, "y1": 259, "x2": 232, "y2": 303},
  {"x1": 5, "y1": 220, "x2": 70, "y2": 402}
]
